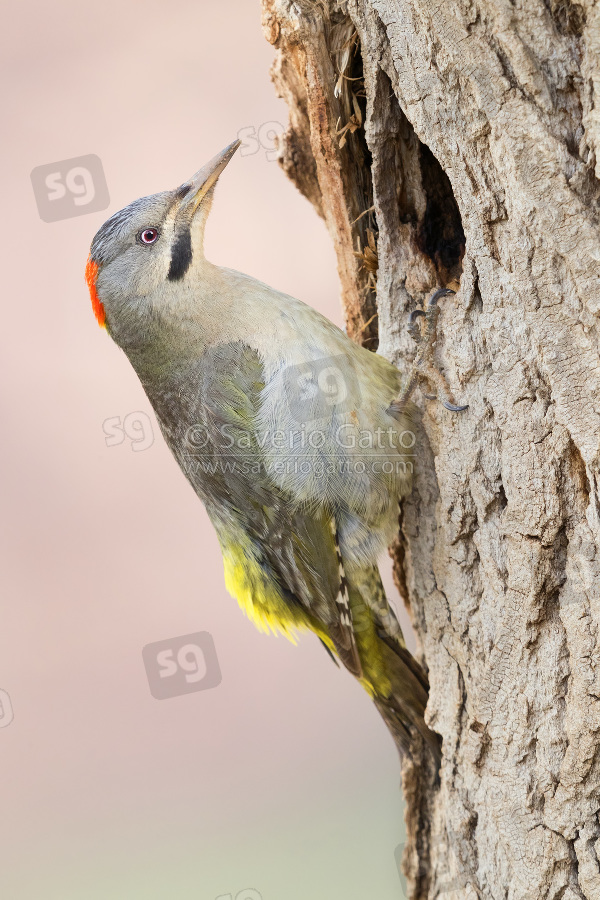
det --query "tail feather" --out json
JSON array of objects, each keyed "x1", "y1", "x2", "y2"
[
  {"x1": 326, "y1": 521, "x2": 363, "y2": 678},
  {"x1": 343, "y1": 564, "x2": 440, "y2": 760}
]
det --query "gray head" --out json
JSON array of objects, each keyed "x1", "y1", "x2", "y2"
[{"x1": 86, "y1": 140, "x2": 240, "y2": 342}]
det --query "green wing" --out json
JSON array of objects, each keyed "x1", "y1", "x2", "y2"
[{"x1": 183, "y1": 341, "x2": 362, "y2": 675}]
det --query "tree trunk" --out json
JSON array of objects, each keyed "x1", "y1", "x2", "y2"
[{"x1": 260, "y1": 0, "x2": 600, "y2": 897}]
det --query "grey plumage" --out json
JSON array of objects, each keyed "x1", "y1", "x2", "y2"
[{"x1": 87, "y1": 141, "x2": 440, "y2": 756}]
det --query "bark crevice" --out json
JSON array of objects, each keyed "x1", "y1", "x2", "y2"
[{"x1": 261, "y1": 0, "x2": 600, "y2": 896}]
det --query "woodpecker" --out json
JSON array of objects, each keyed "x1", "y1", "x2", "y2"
[{"x1": 87, "y1": 140, "x2": 464, "y2": 755}]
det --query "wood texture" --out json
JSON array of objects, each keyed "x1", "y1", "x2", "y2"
[{"x1": 261, "y1": 0, "x2": 600, "y2": 896}]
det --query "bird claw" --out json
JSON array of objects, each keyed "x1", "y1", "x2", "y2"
[
  {"x1": 390, "y1": 288, "x2": 467, "y2": 416},
  {"x1": 442, "y1": 400, "x2": 469, "y2": 412}
]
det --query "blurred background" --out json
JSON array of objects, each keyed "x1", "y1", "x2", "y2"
[{"x1": 1, "y1": 2, "x2": 413, "y2": 897}]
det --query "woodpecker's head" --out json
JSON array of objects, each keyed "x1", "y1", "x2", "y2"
[{"x1": 85, "y1": 140, "x2": 240, "y2": 334}]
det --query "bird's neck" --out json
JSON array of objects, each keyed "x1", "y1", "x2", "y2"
[{"x1": 115, "y1": 263, "x2": 251, "y2": 384}]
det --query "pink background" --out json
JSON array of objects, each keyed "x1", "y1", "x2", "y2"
[{"x1": 1, "y1": 2, "x2": 414, "y2": 897}]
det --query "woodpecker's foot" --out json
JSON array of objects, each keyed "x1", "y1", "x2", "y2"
[{"x1": 388, "y1": 288, "x2": 468, "y2": 416}]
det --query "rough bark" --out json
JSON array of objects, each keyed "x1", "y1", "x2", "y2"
[{"x1": 261, "y1": 0, "x2": 600, "y2": 897}]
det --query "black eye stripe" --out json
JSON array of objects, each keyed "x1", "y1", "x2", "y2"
[{"x1": 167, "y1": 228, "x2": 193, "y2": 281}]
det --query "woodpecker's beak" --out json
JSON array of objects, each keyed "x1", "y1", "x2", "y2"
[{"x1": 177, "y1": 139, "x2": 241, "y2": 215}]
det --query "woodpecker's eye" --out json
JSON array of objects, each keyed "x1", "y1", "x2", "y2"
[{"x1": 138, "y1": 228, "x2": 159, "y2": 245}]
